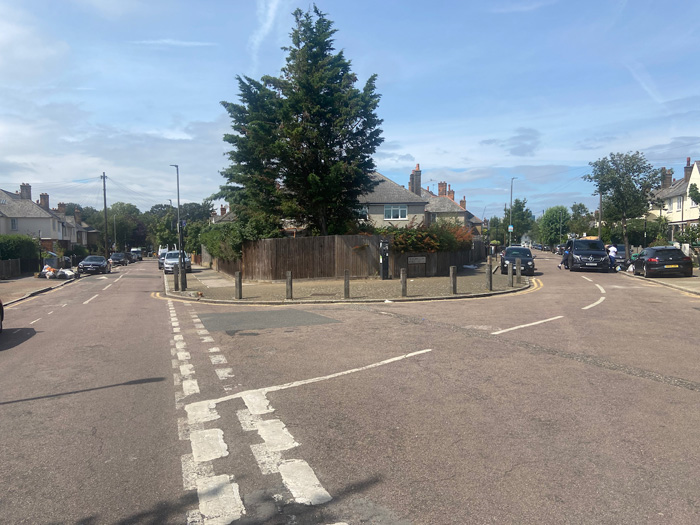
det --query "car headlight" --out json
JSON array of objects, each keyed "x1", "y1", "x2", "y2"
[
  {"x1": 527, "y1": 262, "x2": 533, "y2": 266},
  {"x1": 573, "y1": 255, "x2": 581, "y2": 261}
]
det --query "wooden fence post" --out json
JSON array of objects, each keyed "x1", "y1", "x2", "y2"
[
  {"x1": 486, "y1": 256, "x2": 493, "y2": 291},
  {"x1": 286, "y1": 271, "x2": 293, "y2": 300},
  {"x1": 401, "y1": 268, "x2": 407, "y2": 297},
  {"x1": 173, "y1": 265, "x2": 180, "y2": 291},
  {"x1": 344, "y1": 269, "x2": 350, "y2": 299},
  {"x1": 450, "y1": 265, "x2": 457, "y2": 294},
  {"x1": 515, "y1": 257, "x2": 522, "y2": 284},
  {"x1": 235, "y1": 271, "x2": 242, "y2": 300}
]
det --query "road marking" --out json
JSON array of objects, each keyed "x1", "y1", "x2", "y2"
[
  {"x1": 183, "y1": 378, "x2": 200, "y2": 396},
  {"x1": 209, "y1": 355, "x2": 227, "y2": 365},
  {"x1": 595, "y1": 284, "x2": 605, "y2": 293},
  {"x1": 215, "y1": 368, "x2": 234, "y2": 380},
  {"x1": 581, "y1": 276, "x2": 593, "y2": 282},
  {"x1": 195, "y1": 475, "x2": 245, "y2": 523},
  {"x1": 103, "y1": 284, "x2": 112, "y2": 290},
  {"x1": 83, "y1": 294, "x2": 98, "y2": 304},
  {"x1": 30, "y1": 318, "x2": 41, "y2": 325},
  {"x1": 582, "y1": 297, "x2": 606, "y2": 310},
  {"x1": 491, "y1": 316, "x2": 564, "y2": 335},
  {"x1": 48, "y1": 311, "x2": 53, "y2": 315},
  {"x1": 279, "y1": 459, "x2": 332, "y2": 505},
  {"x1": 190, "y1": 428, "x2": 228, "y2": 462}
]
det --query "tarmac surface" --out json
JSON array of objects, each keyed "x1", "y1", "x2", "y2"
[{"x1": 1, "y1": 256, "x2": 699, "y2": 306}]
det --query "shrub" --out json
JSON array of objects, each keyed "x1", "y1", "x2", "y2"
[{"x1": 0, "y1": 234, "x2": 39, "y2": 259}]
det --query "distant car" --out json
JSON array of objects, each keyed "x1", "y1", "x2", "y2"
[
  {"x1": 633, "y1": 246, "x2": 693, "y2": 278},
  {"x1": 158, "y1": 252, "x2": 167, "y2": 269},
  {"x1": 78, "y1": 255, "x2": 112, "y2": 274},
  {"x1": 130, "y1": 248, "x2": 142, "y2": 261},
  {"x1": 556, "y1": 244, "x2": 566, "y2": 255},
  {"x1": 124, "y1": 252, "x2": 135, "y2": 264},
  {"x1": 109, "y1": 252, "x2": 128, "y2": 266},
  {"x1": 163, "y1": 251, "x2": 192, "y2": 274},
  {"x1": 566, "y1": 239, "x2": 609, "y2": 272},
  {"x1": 500, "y1": 246, "x2": 536, "y2": 275}
]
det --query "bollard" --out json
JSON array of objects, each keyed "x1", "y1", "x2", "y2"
[
  {"x1": 286, "y1": 271, "x2": 293, "y2": 300},
  {"x1": 181, "y1": 263, "x2": 187, "y2": 291},
  {"x1": 344, "y1": 269, "x2": 350, "y2": 299},
  {"x1": 515, "y1": 257, "x2": 522, "y2": 284},
  {"x1": 401, "y1": 268, "x2": 407, "y2": 297},
  {"x1": 486, "y1": 256, "x2": 493, "y2": 291},
  {"x1": 450, "y1": 265, "x2": 457, "y2": 294},
  {"x1": 235, "y1": 271, "x2": 242, "y2": 300},
  {"x1": 508, "y1": 260, "x2": 514, "y2": 287},
  {"x1": 173, "y1": 265, "x2": 180, "y2": 291}
]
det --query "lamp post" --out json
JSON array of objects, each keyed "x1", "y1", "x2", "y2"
[
  {"x1": 170, "y1": 164, "x2": 186, "y2": 291},
  {"x1": 509, "y1": 177, "x2": 516, "y2": 246}
]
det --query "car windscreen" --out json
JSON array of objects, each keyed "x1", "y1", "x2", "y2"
[
  {"x1": 507, "y1": 249, "x2": 531, "y2": 257},
  {"x1": 165, "y1": 252, "x2": 181, "y2": 259},
  {"x1": 574, "y1": 241, "x2": 604, "y2": 250},
  {"x1": 654, "y1": 249, "x2": 684, "y2": 258},
  {"x1": 84, "y1": 256, "x2": 104, "y2": 263},
  {"x1": 111, "y1": 253, "x2": 124, "y2": 258}
]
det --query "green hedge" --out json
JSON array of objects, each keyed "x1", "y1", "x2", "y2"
[{"x1": 0, "y1": 234, "x2": 39, "y2": 260}]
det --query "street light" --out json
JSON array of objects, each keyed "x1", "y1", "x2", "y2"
[
  {"x1": 170, "y1": 164, "x2": 186, "y2": 291},
  {"x1": 509, "y1": 177, "x2": 517, "y2": 246}
]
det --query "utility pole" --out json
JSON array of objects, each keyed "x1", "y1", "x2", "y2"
[
  {"x1": 509, "y1": 177, "x2": 516, "y2": 246},
  {"x1": 598, "y1": 191, "x2": 603, "y2": 239},
  {"x1": 102, "y1": 172, "x2": 108, "y2": 257}
]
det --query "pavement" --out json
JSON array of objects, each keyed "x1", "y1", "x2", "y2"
[{"x1": 2, "y1": 257, "x2": 699, "y2": 306}]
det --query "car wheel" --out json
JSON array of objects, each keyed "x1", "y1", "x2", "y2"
[
  {"x1": 643, "y1": 263, "x2": 650, "y2": 278},
  {"x1": 685, "y1": 268, "x2": 693, "y2": 277},
  {"x1": 0, "y1": 310, "x2": 3, "y2": 334}
]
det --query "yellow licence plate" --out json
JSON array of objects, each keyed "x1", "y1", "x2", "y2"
[{"x1": 665, "y1": 264, "x2": 679, "y2": 268}]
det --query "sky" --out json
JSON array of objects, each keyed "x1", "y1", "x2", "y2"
[{"x1": 1, "y1": 0, "x2": 700, "y2": 222}]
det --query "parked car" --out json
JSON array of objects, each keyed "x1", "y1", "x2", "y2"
[
  {"x1": 610, "y1": 244, "x2": 629, "y2": 269},
  {"x1": 0, "y1": 297, "x2": 4, "y2": 334},
  {"x1": 130, "y1": 248, "x2": 143, "y2": 261},
  {"x1": 124, "y1": 252, "x2": 135, "y2": 264},
  {"x1": 556, "y1": 244, "x2": 566, "y2": 255},
  {"x1": 163, "y1": 251, "x2": 192, "y2": 274},
  {"x1": 158, "y1": 251, "x2": 167, "y2": 269},
  {"x1": 109, "y1": 252, "x2": 128, "y2": 266},
  {"x1": 633, "y1": 246, "x2": 693, "y2": 278},
  {"x1": 566, "y1": 239, "x2": 609, "y2": 272},
  {"x1": 77, "y1": 255, "x2": 111, "y2": 274},
  {"x1": 500, "y1": 246, "x2": 536, "y2": 275}
]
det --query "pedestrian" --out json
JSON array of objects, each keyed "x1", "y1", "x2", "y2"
[
  {"x1": 558, "y1": 248, "x2": 569, "y2": 269},
  {"x1": 608, "y1": 244, "x2": 618, "y2": 270}
]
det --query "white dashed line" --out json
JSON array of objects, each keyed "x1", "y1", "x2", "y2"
[
  {"x1": 582, "y1": 297, "x2": 606, "y2": 310},
  {"x1": 83, "y1": 294, "x2": 98, "y2": 304},
  {"x1": 491, "y1": 316, "x2": 564, "y2": 335}
]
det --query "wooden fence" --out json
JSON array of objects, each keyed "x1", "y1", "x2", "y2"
[
  {"x1": 0, "y1": 259, "x2": 22, "y2": 279},
  {"x1": 207, "y1": 235, "x2": 484, "y2": 281}
]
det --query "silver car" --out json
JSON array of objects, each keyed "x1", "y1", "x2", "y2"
[{"x1": 163, "y1": 251, "x2": 192, "y2": 273}]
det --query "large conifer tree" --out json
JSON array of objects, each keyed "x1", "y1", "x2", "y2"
[{"x1": 220, "y1": 6, "x2": 383, "y2": 236}]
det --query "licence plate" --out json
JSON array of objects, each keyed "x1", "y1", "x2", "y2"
[
  {"x1": 585, "y1": 262, "x2": 598, "y2": 266},
  {"x1": 665, "y1": 264, "x2": 679, "y2": 268}
]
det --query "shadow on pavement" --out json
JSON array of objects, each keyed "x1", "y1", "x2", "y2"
[{"x1": 0, "y1": 327, "x2": 37, "y2": 352}]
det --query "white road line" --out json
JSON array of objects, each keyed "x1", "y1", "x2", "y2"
[
  {"x1": 278, "y1": 459, "x2": 332, "y2": 505},
  {"x1": 491, "y1": 316, "x2": 564, "y2": 335},
  {"x1": 582, "y1": 297, "x2": 606, "y2": 310},
  {"x1": 595, "y1": 284, "x2": 606, "y2": 293},
  {"x1": 195, "y1": 475, "x2": 245, "y2": 523},
  {"x1": 48, "y1": 311, "x2": 53, "y2": 315},
  {"x1": 581, "y1": 276, "x2": 593, "y2": 282},
  {"x1": 83, "y1": 294, "x2": 98, "y2": 304},
  {"x1": 183, "y1": 379, "x2": 200, "y2": 396},
  {"x1": 103, "y1": 284, "x2": 112, "y2": 290},
  {"x1": 30, "y1": 318, "x2": 41, "y2": 325},
  {"x1": 255, "y1": 419, "x2": 299, "y2": 452},
  {"x1": 215, "y1": 368, "x2": 235, "y2": 381},
  {"x1": 190, "y1": 429, "x2": 228, "y2": 462},
  {"x1": 209, "y1": 355, "x2": 227, "y2": 365}
]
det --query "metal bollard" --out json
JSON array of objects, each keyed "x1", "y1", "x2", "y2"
[
  {"x1": 286, "y1": 271, "x2": 293, "y2": 300},
  {"x1": 344, "y1": 269, "x2": 350, "y2": 299},
  {"x1": 235, "y1": 271, "x2": 242, "y2": 300},
  {"x1": 450, "y1": 265, "x2": 457, "y2": 294},
  {"x1": 173, "y1": 265, "x2": 180, "y2": 291},
  {"x1": 401, "y1": 268, "x2": 407, "y2": 297}
]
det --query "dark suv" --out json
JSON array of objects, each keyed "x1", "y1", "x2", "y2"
[{"x1": 566, "y1": 239, "x2": 609, "y2": 272}]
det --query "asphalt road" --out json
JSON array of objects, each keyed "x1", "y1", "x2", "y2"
[{"x1": 2, "y1": 257, "x2": 700, "y2": 524}]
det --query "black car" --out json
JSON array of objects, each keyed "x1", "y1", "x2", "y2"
[
  {"x1": 633, "y1": 246, "x2": 693, "y2": 278},
  {"x1": 78, "y1": 255, "x2": 112, "y2": 274},
  {"x1": 500, "y1": 246, "x2": 536, "y2": 275},
  {"x1": 109, "y1": 252, "x2": 128, "y2": 266},
  {"x1": 566, "y1": 239, "x2": 609, "y2": 272}
]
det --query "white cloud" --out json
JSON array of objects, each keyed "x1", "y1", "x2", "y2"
[
  {"x1": 248, "y1": 0, "x2": 282, "y2": 74},
  {"x1": 130, "y1": 39, "x2": 216, "y2": 47}
]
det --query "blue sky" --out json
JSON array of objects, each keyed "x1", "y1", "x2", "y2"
[{"x1": 1, "y1": 0, "x2": 699, "y2": 222}]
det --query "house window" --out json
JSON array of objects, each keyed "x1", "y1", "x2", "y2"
[
  {"x1": 358, "y1": 205, "x2": 369, "y2": 220},
  {"x1": 676, "y1": 196, "x2": 683, "y2": 210},
  {"x1": 11, "y1": 218, "x2": 18, "y2": 230},
  {"x1": 384, "y1": 205, "x2": 407, "y2": 220}
]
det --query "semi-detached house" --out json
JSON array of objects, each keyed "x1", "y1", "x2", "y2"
[{"x1": 649, "y1": 157, "x2": 700, "y2": 239}]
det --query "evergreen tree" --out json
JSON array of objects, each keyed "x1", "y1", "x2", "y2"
[{"x1": 220, "y1": 6, "x2": 383, "y2": 237}]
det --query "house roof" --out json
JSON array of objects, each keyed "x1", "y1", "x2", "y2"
[
  {"x1": 359, "y1": 172, "x2": 427, "y2": 205},
  {"x1": 654, "y1": 178, "x2": 689, "y2": 200},
  {"x1": 421, "y1": 189, "x2": 465, "y2": 213},
  {"x1": 0, "y1": 189, "x2": 60, "y2": 219}
]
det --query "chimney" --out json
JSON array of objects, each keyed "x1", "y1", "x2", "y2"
[
  {"x1": 39, "y1": 193, "x2": 50, "y2": 210},
  {"x1": 74, "y1": 208, "x2": 82, "y2": 224},
  {"x1": 685, "y1": 157, "x2": 693, "y2": 182},
  {"x1": 660, "y1": 167, "x2": 672, "y2": 189},
  {"x1": 20, "y1": 183, "x2": 31, "y2": 200},
  {"x1": 410, "y1": 164, "x2": 422, "y2": 196},
  {"x1": 459, "y1": 196, "x2": 466, "y2": 209},
  {"x1": 220, "y1": 205, "x2": 227, "y2": 216},
  {"x1": 447, "y1": 184, "x2": 455, "y2": 201},
  {"x1": 57, "y1": 202, "x2": 66, "y2": 214},
  {"x1": 438, "y1": 181, "x2": 447, "y2": 197}
]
